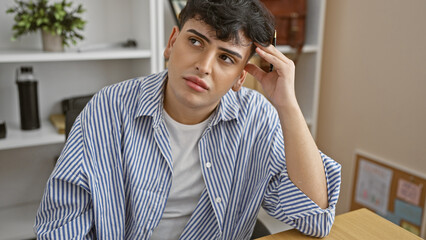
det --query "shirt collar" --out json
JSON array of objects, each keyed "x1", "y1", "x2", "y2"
[
  {"x1": 135, "y1": 70, "x2": 240, "y2": 127},
  {"x1": 210, "y1": 89, "x2": 240, "y2": 126},
  {"x1": 135, "y1": 70, "x2": 168, "y2": 128}
]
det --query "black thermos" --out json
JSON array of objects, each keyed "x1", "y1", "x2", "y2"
[{"x1": 16, "y1": 66, "x2": 40, "y2": 130}]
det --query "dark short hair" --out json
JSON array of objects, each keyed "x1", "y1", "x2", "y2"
[{"x1": 178, "y1": 0, "x2": 275, "y2": 56}]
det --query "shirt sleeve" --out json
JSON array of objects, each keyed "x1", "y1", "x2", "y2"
[
  {"x1": 34, "y1": 115, "x2": 96, "y2": 239},
  {"x1": 262, "y1": 126, "x2": 342, "y2": 238}
]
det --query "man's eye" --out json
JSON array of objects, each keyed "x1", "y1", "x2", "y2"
[
  {"x1": 220, "y1": 55, "x2": 234, "y2": 64},
  {"x1": 189, "y1": 38, "x2": 201, "y2": 46}
]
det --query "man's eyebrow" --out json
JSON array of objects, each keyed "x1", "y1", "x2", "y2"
[
  {"x1": 218, "y1": 47, "x2": 242, "y2": 59},
  {"x1": 187, "y1": 28, "x2": 243, "y2": 59},
  {"x1": 187, "y1": 29, "x2": 210, "y2": 43}
]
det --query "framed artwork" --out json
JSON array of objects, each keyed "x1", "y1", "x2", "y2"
[{"x1": 168, "y1": 0, "x2": 188, "y2": 25}]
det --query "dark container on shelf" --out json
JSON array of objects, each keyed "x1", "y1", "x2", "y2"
[
  {"x1": 16, "y1": 66, "x2": 40, "y2": 130},
  {"x1": 0, "y1": 121, "x2": 6, "y2": 138}
]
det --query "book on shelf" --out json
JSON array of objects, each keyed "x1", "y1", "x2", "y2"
[{"x1": 49, "y1": 114, "x2": 65, "y2": 134}]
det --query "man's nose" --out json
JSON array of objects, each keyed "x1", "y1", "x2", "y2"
[{"x1": 195, "y1": 51, "x2": 215, "y2": 75}]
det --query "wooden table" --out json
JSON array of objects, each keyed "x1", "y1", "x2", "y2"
[{"x1": 257, "y1": 208, "x2": 423, "y2": 240}]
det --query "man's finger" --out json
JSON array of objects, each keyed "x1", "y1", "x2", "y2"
[
  {"x1": 244, "y1": 63, "x2": 266, "y2": 83},
  {"x1": 254, "y1": 42, "x2": 292, "y2": 64},
  {"x1": 255, "y1": 47, "x2": 284, "y2": 72}
]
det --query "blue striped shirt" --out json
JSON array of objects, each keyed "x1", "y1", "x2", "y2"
[{"x1": 34, "y1": 70, "x2": 341, "y2": 239}]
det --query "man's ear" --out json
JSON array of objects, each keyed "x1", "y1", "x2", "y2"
[
  {"x1": 231, "y1": 70, "x2": 248, "y2": 91},
  {"x1": 164, "y1": 26, "x2": 180, "y2": 60}
]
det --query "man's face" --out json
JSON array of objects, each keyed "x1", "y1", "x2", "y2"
[{"x1": 164, "y1": 18, "x2": 252, "y2": 121}]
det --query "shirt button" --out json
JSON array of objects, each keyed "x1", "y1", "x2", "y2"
[
  {"x1": 215, "y1": 197, "x2": 222, "y2": 203},
  {"x1": 206, "y1": 162, "x2": 212, "y2": 168}
]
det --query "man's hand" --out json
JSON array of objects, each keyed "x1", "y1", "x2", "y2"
[{"x1": 244, "y1": 42, "x2": 297, "y2": 110}]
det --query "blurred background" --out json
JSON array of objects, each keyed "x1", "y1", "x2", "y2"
[{"x1": 0, "y1": 0, "x2": 425, "y2": 239}]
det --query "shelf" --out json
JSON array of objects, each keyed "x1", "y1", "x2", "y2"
[
  {"x1": 0, "y1": 48, "x2": 151, "y2": 63},
  {"x1": 0, "y1": 202, "x2": 39, "y2": 240},
  {"x1": 0, "y1": 120, "x2": 64, "y2": 151},
  {"x1": 276, "y1": 44, "x2": 319, "y2": 54}
]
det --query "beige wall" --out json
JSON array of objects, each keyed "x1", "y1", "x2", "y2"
[{"x1": 318, "y1": 0, "x2": 426, "y2": 217}]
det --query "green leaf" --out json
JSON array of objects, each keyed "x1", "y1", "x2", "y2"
[
  {"x1": 17, "y1": 21, "x2": 26, "y2": 27},
  {"x1": 28, "y1": 1, "x2": 34, "y2": 10},
  {"x1": 36, "y1": 18, "x2": 43, "y2": 26},
  {"x1": 6, "y1": 8, "x2": 15, "y2": 14}
]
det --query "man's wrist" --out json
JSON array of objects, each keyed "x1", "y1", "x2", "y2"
[{"x1": 275, "y1": 98, "x2": 301, "y2": 117}]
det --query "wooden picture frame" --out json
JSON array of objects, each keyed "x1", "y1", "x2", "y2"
[{"x1": 168, "y1": 0, "x2": 187, "y2": 25}]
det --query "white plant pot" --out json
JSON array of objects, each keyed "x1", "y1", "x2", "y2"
[{"x1": 41, "y1": 30, "x2": 64, "y2": 52}]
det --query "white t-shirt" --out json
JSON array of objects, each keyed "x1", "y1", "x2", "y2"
[{"x1": 150, "y1": 110, "x2": 210, "y2": 240}]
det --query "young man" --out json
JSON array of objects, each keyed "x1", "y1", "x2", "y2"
[{"x1": 35, "y1": 0, "x2": 341, "y2": 239}]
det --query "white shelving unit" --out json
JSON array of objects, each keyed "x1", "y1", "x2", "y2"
[
  {"x1": 0, "y1": 0, "x2": 163, "y2": 149},
  {"x1": 0, "y1": 48, "x2": 152, "y2": 63},
  {"x1": 0, "y1": 0, "x2": 162, "y2": 239},
  {"x1": 0, "y1": 0, "x2": 326, "y2": 238}
]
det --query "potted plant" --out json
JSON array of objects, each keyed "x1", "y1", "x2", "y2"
[{"x1": 6, "y1": 0, "x2": 86, "y2": 52}]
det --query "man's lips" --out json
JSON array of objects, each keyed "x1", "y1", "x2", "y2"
[{"x1": 184, "y1": 76, "x2": 209, "y2": 91}]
